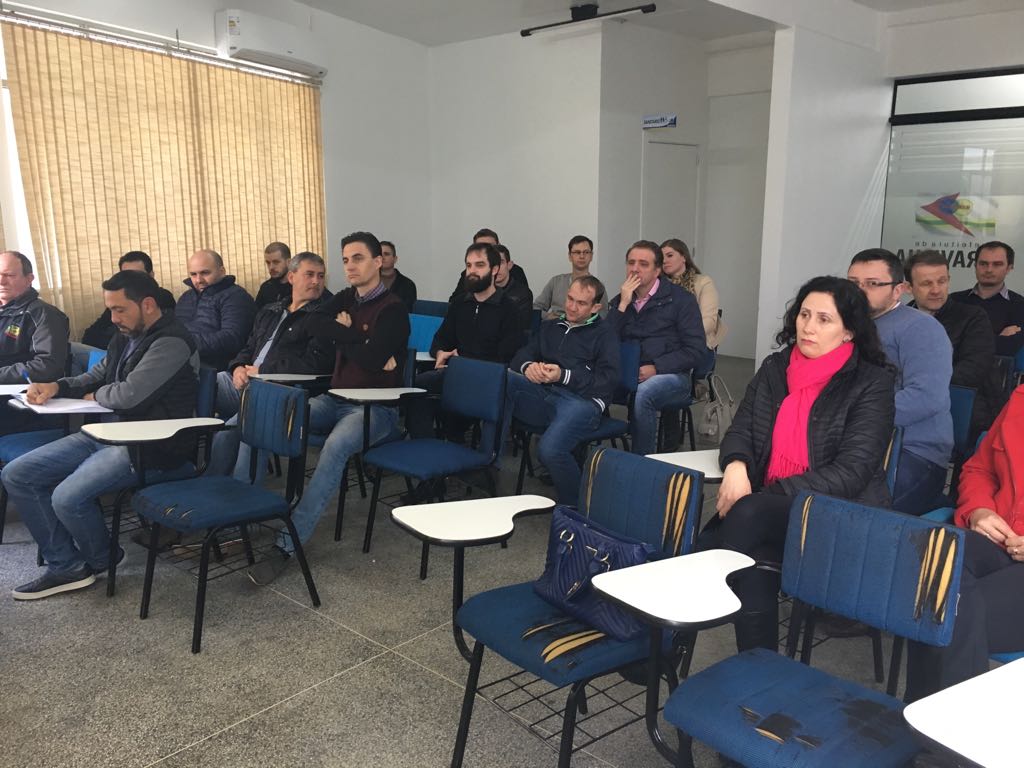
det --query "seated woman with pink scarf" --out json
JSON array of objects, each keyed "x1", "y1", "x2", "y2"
[{"x1": 700, "y1": 275, "x2": 896, "y2": 652}]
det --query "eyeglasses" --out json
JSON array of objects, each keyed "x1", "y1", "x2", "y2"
[
  {"x1": 847, "y1": 278, "x2": 900, "y2": 290},
  {"x1": 570, "y1": 250, "x2": 593, "y2": 256}
]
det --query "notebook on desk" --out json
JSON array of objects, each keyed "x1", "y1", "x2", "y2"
[{"x1": 12, "y1": 394, "x2": 112, "y2": 414}]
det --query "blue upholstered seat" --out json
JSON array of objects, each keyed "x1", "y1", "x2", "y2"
[
  {"x1": 664, "y1": 493, "x2": 965, "y2": 768},
  {"x1": 451, "y1": 447, "x2": 704, "y2": 767},
  {"x1": 365, "y1": 438, "x2": 491, "y2": 479},
  {"x1": 666, "y1": 648, "x2": 916, "y2": 768},
  {"x1": 132, "y1": 476, "x2": 289, "y2": 532}
]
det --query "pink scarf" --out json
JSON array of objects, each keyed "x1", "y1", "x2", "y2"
[{"x1": 765, "y1": 342, "x2": 854, "y2": 485}]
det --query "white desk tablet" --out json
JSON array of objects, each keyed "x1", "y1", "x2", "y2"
[
  {"x1": 903, "y1": 657, "x2": 1024, "y2": 768},
  {"x1": 83, "y1": 417, "x2": 224, "y2": 444},
  {"x1": 249, "y1": 373, "x2": 326, "y2": 382},
  {"x1": 646, "y1": 449, "x2": 723, "y2": 482},
  {"x1": 328, "y1": 387, "x2": 425, "y2": 402},
  {"x1": 392, "y1": 494, "x2": 555, "y2": 545}
]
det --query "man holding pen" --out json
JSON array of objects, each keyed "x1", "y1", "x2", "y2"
[{"x1": 2, "y1": 270, "x2": 199, "y2": 600}]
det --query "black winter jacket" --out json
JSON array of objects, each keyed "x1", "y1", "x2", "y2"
[
  {"x1": 431, "y1": 289, "x2": 522, "y2": 363},
  {"x1": 606, "y1": 280, "x2": 706, "y2": 374},
  {"x1": 719, "y1": 347, "x2": 896, "y2": 507},
  {"x1": 227, "y1": 296, "x2": 334, "y2": 376},
  {"x1": 509, "y1": 315, "x2": 620, "y2": 408},
  {"x1": 0, "y1": 288, "x2": 69, "y2": 383},
  {"x1": 388, "y1": 270, "x2": 418, "y2": 313}
]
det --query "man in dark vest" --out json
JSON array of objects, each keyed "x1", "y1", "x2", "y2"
[
  {"x1": 246, "y1": 231, "x2": 410, "y2": 586},
  {"x1": 3, "y1": 270, "x2": 199, "y2": 600}
]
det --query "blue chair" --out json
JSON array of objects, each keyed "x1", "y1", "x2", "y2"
[
  {"x1": 1015, "y1": 347, "x2": 1024, "y2": 380},
  {"x1": 412, "y1": 299, "x2": 449, "y2": 318},
  {"x1": 131, "y1": 380, "x2": 320, "y2": 653},
  {"x1": 948, "y1": 385, "x2": 978, "y2": 500},
  {"x1": 409, "y1": 313, "x2": 444, "y2": 353},
  {"x1": 451, "y1": 447, "x2": 704, "y2": 768},
  {"x1": 514, "y1": 341, "x2": 640, "y2": 494},
  {"x1": 884, "y1": 426, "x2": 903, "y2": 498},
  {"x1": 662, "y1": 492, "x2": 965, "y2": 768},
  {"x1": 361, "y1": 356, "x2": 508, "y2": 569}
]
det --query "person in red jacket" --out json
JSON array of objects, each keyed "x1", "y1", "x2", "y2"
[{"x1": 906, "y1": 385, "x2": 1024, "y2": 702}]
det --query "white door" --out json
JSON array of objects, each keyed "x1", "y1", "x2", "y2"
[{"x1": 640, "y1": 140, "x2": 700, "y2": 249}]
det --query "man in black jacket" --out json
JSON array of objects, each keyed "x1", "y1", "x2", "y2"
[
  {"x1": 214, "y1": 251, "x2": 333, "y2": 418},
  {"x1": 907, "y1": 249, "x2": 1001, "y2": 435},
  {"x1": 446, "y1": 228, "x2": 529, "y2": 299},
  {"x1": 606, "y1": 240, "x2": 706, "y2": 455},
  {"x1": 3, "y1": 270, "x2": 199, "y2": 600},
  {"x1": 79, "y1": 251, "x2": 176, "y2": 352},
  {"x1": 410, "y1": 242, "x2": 521, "y2": 440},
  {"x1": 506, "y1": 276, "x2": 618, "y2": 505},
  {"x1": 254, "y1": 242, "x2": 292, "y2": 310},
  {"x1": 950, "y1": 240, "x2": 1024, "y2": 357},
  {"x1": 380, "y1": 240, "x2": 417, "y2": 311},
  {"x1": 0, "y1": 250, "x2": 70, "y2": 435}
]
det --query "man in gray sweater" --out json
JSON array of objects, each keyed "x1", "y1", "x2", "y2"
[
  {"x1": 534, "y1": 235, "x2": 606, "y2": 320},
  {"x1": 3, "y1": 270, "x2": 199, "y2": 600}
]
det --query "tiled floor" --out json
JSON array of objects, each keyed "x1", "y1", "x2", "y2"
[{"x1": 0, "y1": 356, "x2": 893, "y2": 768}]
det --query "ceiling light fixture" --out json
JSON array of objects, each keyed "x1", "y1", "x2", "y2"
[{"x1": 520, "y1": 3, "x2": 656, "y2": 37}]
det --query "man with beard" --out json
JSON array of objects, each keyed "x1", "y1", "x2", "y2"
[
  {"x1": 409, "y1": 242, "x2": 521, "y2": 441},
  {"x1": 3, "y1": 270, "x2": 199, "y2": 599}
]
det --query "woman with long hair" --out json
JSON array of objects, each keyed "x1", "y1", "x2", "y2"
[
  {"x1": 705, "y1": 275, "x2": 896, "y2": 651},
  {"x1": 660, "y1": 238, "x2": 727, "y2": 353}
]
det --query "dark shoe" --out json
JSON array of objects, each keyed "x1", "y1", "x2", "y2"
[
  {"x1": 93, "y1": 547, "x2": 126, "y2": 578},
  {"x1": 248, "y1": 547, "x2": 292, "y2": 586},
  {"x1": 12, "y1": 567, "x2": 96, "y2": 600},
  {"x1": 131, "y1": 525, "x2": 181, "y2": 552}
]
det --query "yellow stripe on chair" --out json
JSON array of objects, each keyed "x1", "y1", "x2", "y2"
[
  {"x1": 671, "y1": 474, "x2": 692, "y2": 556},
  {"x1": 755, "y1": 727, "x2": 786, "y2": 744},
  {"x1": 934, "y1": 537, "x2": 958, "y2": 623},
  {"x1": 799, "y1": 495, "x2": 814, "y2": 555},
  {"x1": 285, "y1": 397, "x2": 296, "y2": 441},
  {"x1": 542, "y1": 630, "x2": 606, "y2": 663},
  {"x1": 883, "y1": 431, "x2": 895, "y2": 472},
  {"x1": 661, "y1": 473, "x2": 679, "y2": 549},
  {"x1": 914, "y1": 529, "x2": 937, "y2": 619},
  {"x1": 521, "y1": 618, "x2": 574, "y2": 641},
  {"x1": 584, "y1": 448, "x2": 605, "y2": 512}
]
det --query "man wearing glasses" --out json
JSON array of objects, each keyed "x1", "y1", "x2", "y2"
[
  {"x1": 848, "y1": 248, "x2": 953, "y2": 516},
  {"x1": 533, "y1": 235, "x2": 607, "y2": 320}
]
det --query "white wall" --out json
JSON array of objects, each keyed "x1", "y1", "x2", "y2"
[
  {"x1": 756, "y1": 25, "x2": 891, "y2": 362},
  {"x1": 886, "y1": 4, "x2": 1024, "y2": 77},
  {"x1": 426, "y1": 29, "x2": 602, "y2": 301},
  {"x1": 596, "y1": 22, "x2": 708, "y2": 291},
  {"x1": 700, "y1": 43, "x2": 772, "y2": 359},
  {"x1": 8, "y1": 0, "x2": 432, "y2": 293}
]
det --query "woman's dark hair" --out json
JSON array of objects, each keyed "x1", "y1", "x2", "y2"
[
  {"x1": 659, "y1": 238, "x2": 701, "y2": 275},
  {"x1": 775, "y1": 275, "x2": 889, "y2": 368}
]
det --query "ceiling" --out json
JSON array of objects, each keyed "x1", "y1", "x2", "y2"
[{"x1": 295, "y1": 0, "x2": 975, "y2": 47}]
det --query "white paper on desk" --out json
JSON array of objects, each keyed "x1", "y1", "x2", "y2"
[
  {"x1": 13, "y1": 395, "x2": 112, "y2": 414},
  {"x1": 0, "y1": 384, "x2": 28, "y2": 396}
]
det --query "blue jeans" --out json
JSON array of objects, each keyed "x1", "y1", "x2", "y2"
[
  {"x1": 892, "y1": 448, "x2": 947, "y2": 517},
  {"x1": 277, "y1": 394, "x2": 399, "y2": 553},
  {"x1": 506, "y1": 374, "x2": 603, "y2": 506},
  {"x1": 1, "y1": 432, "x2": 179, "y2": 575},
  {"x1": 631, "y1": 372, "x2": 691, "y2": 456},
  {"x1": 214, "y1": 370, "x2": 242, "y2": 420}
]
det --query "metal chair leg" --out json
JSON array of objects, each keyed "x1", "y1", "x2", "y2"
[
  {"x1": 140, "y1": 522, "x2": 161, "y2": 619},
  {"x1": 355, "y1": 454, "x2": 368, "y2": 499},
  {"x1": 192, "y1": 534, "x2": 213, "y2": 654},
  {"x1": 240, "y1": 524, "x2": 256, "y2": 565},
  {"x1": 515, "y1": 436, "x2": 529, "y2": 494},
  {"x1": 800, "y1": 609, "x2": 818, "y2": 664},
  {"x1": 451, "y1": 641, "x2": 484, "y2": 768},
  {"x1": 684, "y1": 407, "x2": 696, "y2": 450},
  {"x1": 557, "y1": 681, "x2": 586, "y2": 768},
  {"x1": 870, "y1": 628, "x2": 885, "y2": 683},
  {"x1": 284, "y1": 515, "x2": 320, "y2": 607},
  {"x1": 107, "y1": 492, "x2": 128, "y2": 597},
  {"x1": 419, "y1": 540, "x2": 430, "y2": 581},
  {"x1": 362, "y1": 470, "x2": 383, "y2": 554},
  {"x1": 887, "y1": 636, "x2": 905, "y2": 697}
]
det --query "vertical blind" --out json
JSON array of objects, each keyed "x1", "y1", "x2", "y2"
[{"x1": 2, "y1": 22, "x2": 326, "y2": 336}]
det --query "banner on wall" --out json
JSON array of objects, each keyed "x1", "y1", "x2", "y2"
[{"x1": 880, "y1": 120, "x2": 1024, "y2": 294}]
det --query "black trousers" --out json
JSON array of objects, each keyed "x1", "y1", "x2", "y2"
[
  {"x1": 906, "y1": 529, "x2": 1024, "y2": 702},
  {"x1": 698, "y1": 492, "x2": 794, "y2": 651}
]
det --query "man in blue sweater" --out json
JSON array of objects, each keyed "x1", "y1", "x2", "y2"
[
  {"x1": 506, "y1": 276, "x2": 619, "y2": 505},
  {"x1": 848, "y1": 249, "x2": 953, "y2": 516}
]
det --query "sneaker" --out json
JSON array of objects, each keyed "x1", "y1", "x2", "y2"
[
  {"x1": 248, "y1": 547, "x2": 292, "y2": 586},
  {"x1": 12, "y1": 568, "x2": 96, "y2": 600}
]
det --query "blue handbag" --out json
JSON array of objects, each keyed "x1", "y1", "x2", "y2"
[{"x1": 533, "y1": 505, "x2": 657, "y2": 641}]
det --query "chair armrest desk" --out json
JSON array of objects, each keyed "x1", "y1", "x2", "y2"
[
  {"x1": 592, "y1": 550, "x2": 754, "y2": 762},
  {"x1": 391, "y1": 494, "x2": 555, "y2": 661}
]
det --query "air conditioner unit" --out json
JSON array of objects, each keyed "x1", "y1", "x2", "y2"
[{"x1": 215, "y1": 9, "x2": 328, "y2": 79}]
